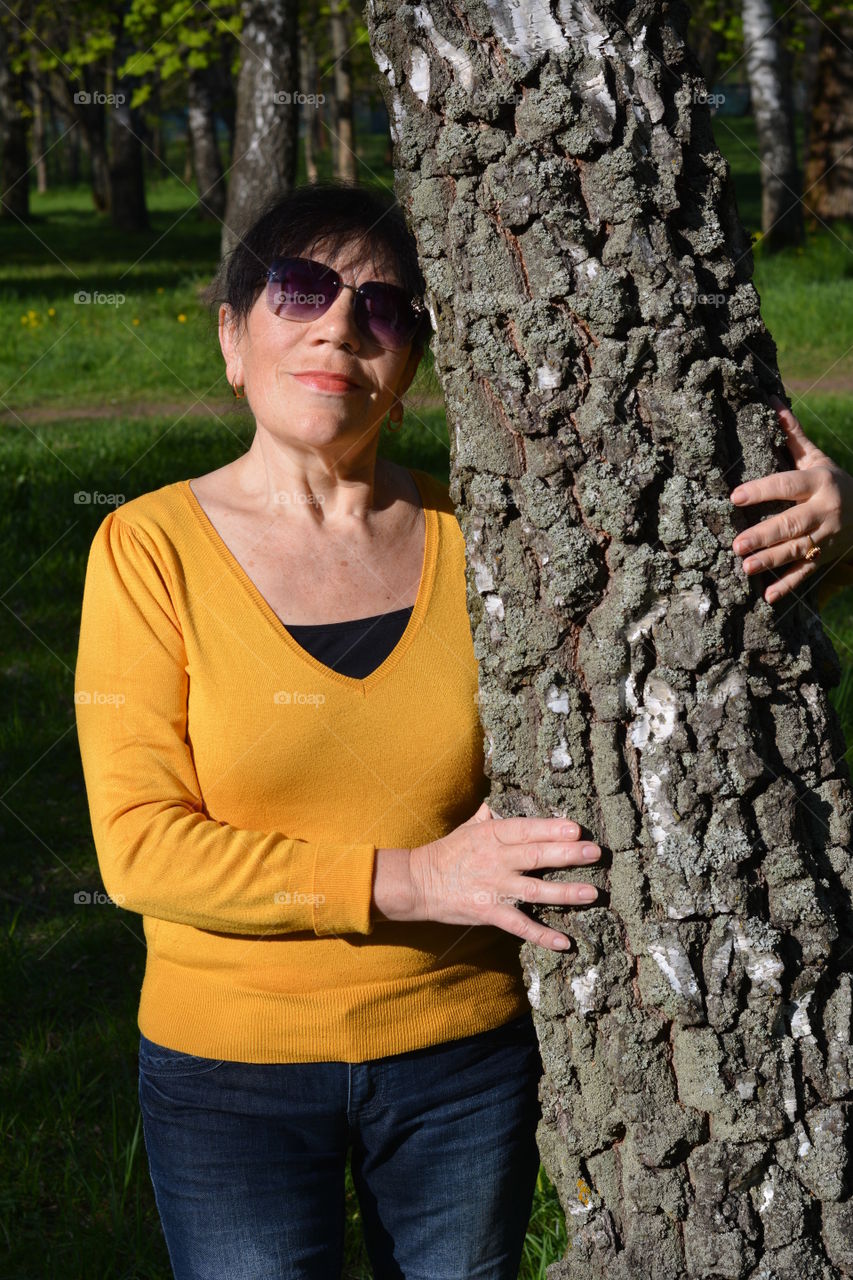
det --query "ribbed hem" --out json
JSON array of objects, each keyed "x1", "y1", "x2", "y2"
[
  {"x1": 312, "y1": 842, "x2": 376, "y2": 936},
  {"x1": 137, "y1": 954, "x2": 530, "y2": 1063}
]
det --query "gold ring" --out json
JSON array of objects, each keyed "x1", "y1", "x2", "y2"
[{"x1": 804, "y1": 533, "x2": 821, "y2": 562}]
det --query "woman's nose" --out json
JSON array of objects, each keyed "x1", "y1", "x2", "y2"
[{"x1": 312, "y1": 281, "x2": 362, "y2": 347}]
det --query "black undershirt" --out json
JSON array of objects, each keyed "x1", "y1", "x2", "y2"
[{"x1": 283, "y1": 605, "x2": 414, "y2": 679}]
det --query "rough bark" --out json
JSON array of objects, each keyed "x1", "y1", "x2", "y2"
[
  {"x1": 221, "y1": 0, "x2": 300, "y2": 259},
  {"x1": 299, "y1": 26, "x2": 319, "y2": 182},
  {"x1": 741, "y1": 0, "x2": 803, "y2": 249},
  {"x1": 804, "y1": 3, "x2": 853, "y2": 224},
  {"x1": 187, "y1": 65, "x2": 226, "y2": 221},
  {"x1": 330, "y1": 0, "x2": 357, "y2": 180},
  {"x1": 0, "y1": 23, "x2": 31, "y2": 221},
  {"x1": 366, "y1": 2, "x2": 853, "y2": 1276}
]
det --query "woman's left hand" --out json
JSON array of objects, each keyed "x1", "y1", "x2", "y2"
[{"x1": 729, "y1": 395, "x2": 853, "y2": 603}]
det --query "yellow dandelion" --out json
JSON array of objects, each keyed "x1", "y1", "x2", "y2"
[
  {"x1": 132, "y1": 317, "x2": 140, "y2": 326},
  {"x1": 48, "y1": 307, "x2": 56, "y2": 316},
  {"x1": 177, "y1": 313, "x2": 187, "y2": 323},
  {"x1": 156, "y1": 286, "x2": 164, "y2": 294},
  {"x1": 21, "y1": 315, "x2": 28, "y2": 325}
]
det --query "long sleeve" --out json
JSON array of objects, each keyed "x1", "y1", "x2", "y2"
[{"x1": 74, "y1": 511, "x2": 376, "y2": 937}]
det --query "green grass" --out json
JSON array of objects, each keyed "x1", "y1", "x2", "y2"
[{"x1": 2, "y1": 120, "x2": 853, "y2": 1279}]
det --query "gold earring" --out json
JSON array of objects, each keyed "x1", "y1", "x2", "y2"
[
  {"x1": 231, "y1": 378, "x2": 245, "y2": 399},
  {"x1": 385, "y1": 401, "x2": 404, "y2": 433}
]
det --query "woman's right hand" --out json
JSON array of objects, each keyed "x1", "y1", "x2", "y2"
[{"x1": 408, "y1": 801, "x2": 602, "y2": 952}]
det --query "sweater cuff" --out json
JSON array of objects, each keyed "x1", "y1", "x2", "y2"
[{"x1": 312, "y1": 843, "x2": 377, "y2": 937}]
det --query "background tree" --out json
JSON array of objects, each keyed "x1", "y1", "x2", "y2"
[
  {"x1": 741, "y1": 0, "x2": 803, "y2": 249},
  {"x1": 367, "y1": 1, "x2": 853, "y2": 1276},
  {"x1": 0, "y1": 13, "x2": 32, "y2": 221},
  {"x1": 221, "y1": 0, "x2": 299, "y2": 258},
  {"x1": 804, "y1": 2, "x2": 853, "y2": 225},
  {"x1": 329, "y1": 0, "x2": 356, "y2": 181}
]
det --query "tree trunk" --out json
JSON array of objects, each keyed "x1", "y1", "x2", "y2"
[
  {"x1": 0, "y1": 24, "x2": 31, "y2": 221},
  {"x1": 741, "y1": 0, "x2": 803, "y2": 249},
  {"x1": 329, "y1": 0, "x2": 356, "y2": 181},
  {"x1": 804, "y1": 3, "x2": 853, "y2": 224},
  {"x1": 221, "y1": 0, "x2": 299, "y2": 260},
  {"x1": 367, "y1": 2, "x2": 853, "y2": 1276},
  {"x1": 67, "y1": 68, "x2": 110, "y2": 212},
  {"x1": 800, "y1": 5, "x2": 823, "y2": 173},
  {"x1": 187, "y1": 65, "x2": 226, "y2": 221},
  {"x1": 299, "y1": 26, "x2": 319, "y2": 182},
  {"x1": 108, "y1": 104, "x2": 149, "y2": 230},
  {"x1": 29, "y1": 49, "x2": 48, "y2": 194}
]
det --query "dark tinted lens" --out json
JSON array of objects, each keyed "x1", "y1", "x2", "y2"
[
  {"x1": 266, "y1": 258, "x2": 338, "y2": 320},
  {"x1": 357, "y1": 282, "x2": 419, "y2": 350}
]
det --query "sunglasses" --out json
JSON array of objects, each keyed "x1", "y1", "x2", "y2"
[{"x1": 265, "y1": 256, "x2": 427, "y2": 351}]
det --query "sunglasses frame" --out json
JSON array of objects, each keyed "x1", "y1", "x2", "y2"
[{"x1": 265, "y1": 255, "x2": 428, "y2": 351}]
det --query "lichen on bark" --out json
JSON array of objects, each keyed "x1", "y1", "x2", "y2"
[{"x1": 366, "y1": 1, "x2": 853, "y2": 1275}]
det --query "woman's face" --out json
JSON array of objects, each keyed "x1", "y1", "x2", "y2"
[{"x1": 219, "y1": 238, "x2": 423, "y2": 461}]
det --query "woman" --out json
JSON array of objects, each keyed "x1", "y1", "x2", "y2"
[{"x1": 74, "y1": 181, "x2": 853, "y2": 1280}]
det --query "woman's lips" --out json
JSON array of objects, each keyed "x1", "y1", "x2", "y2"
[{"x1": 291, "y1": 372, "x2": 361, "y2": 393}]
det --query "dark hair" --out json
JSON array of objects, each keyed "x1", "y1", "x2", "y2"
[{"x1": 203, "y1": 180, "x2": 432, "y2": 353}]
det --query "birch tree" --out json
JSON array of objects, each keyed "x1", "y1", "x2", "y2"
[
  {"x1": 741, "y1": 0, "x2": 803, "y2": 249},
  {"x1": 366, "y1": 2, "x2": 853, "y2": 1276},
  {"x1": 221, "y1": 0, "x2": 299, "y2": 258}
]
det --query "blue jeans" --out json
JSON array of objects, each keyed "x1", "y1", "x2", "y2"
[{"x1": 138, "y1": 1012, "x2": 543, "y2": 1280}]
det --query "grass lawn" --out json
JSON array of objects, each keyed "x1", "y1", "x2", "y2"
[{"x1": 1, "y1": 117, "x2": 852, "y2": 1278}]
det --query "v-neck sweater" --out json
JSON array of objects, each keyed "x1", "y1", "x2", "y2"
[{"x1": 74, "y1": 468, "x2": 529, "y2": 1064}]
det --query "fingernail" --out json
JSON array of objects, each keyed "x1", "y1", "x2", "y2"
[
  {"x1": 578, "y1": 886, "x2": 598, "y2": 901},
  {"x1": 730, "y1": 489, "x2": 746, "y2": 503},
  {"x1": 563, "y1": 824, "x2": 580, "y2": 838},
  {"x1": 554, "y1": 936, "x2": 571, "y2": 949},
  {"x1": 582, "y1": 845, "x2": 601, "y2": 860}
]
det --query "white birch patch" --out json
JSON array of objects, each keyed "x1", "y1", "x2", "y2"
[
  {"x1": 730, "y1": 919, "x2": 784, "y2": 994},
  {"x1": 550, "y1": 740, "x2": 573, "y2": 770},
  {"x1": 485, "y1": 593, "x2": 505, "y2": 620},
  {"x1": 546, "y1": 685, "x2": 569, "y2": 714},
  {"x1": 648, "y1": 942, "x2": 700, "y2": 1000},
  {"x1": 791, "y1": 989, "x2": 815, "y2": 1041},
  {"x1": 555, "y1": 0, "x2": 618, "y2": 59},
  {"x1": 757, "y1": 1175, "x2": 774, "y2": 1214},
  {"x1": 626, "y1": 595, "x2": 668, "y2": 643},
  {"x1": 629, "y1": 674, "x2": 677, "y2": 750},
  {"x1": 409, "y1": 46, "x2": 431, "y2": 103},
  {"x1": 527, "y1": 968, "x2": 540, "y2": 1009},
  {"x1": 413, "y1": 5, "x2": 475, "y2": 90},
  {"x1": 483, "y1": 0, "x2": 569, "y2": 65},
  {"x1": 571, "y1": 966, "x2": 599, "y2": 1014},
  {"x1": 536, "y1": 363, "x2": 562, "y2": 389}
]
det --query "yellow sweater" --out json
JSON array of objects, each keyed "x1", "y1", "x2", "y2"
[
  {"x1": 74, "y1": 468, "x2": 529, "y2": 1063},
  {"x1": 74, "y1": 466, "x2": 853, "y2": 1064}
]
